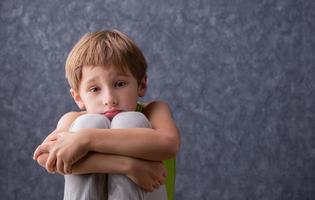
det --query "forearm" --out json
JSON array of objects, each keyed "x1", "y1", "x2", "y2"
[
  {"x1": 37, "y1": 152, "x2": 130, "y2": 175},
  {"x1": 71, "y1": 152, "x2": 130, "y2": 175},
  {"x1": 73, "y1": 152, "x2": 167, "y2": 192},
  {"x1": 83, "y1": 128, "x2": 179, "y2": 161}
]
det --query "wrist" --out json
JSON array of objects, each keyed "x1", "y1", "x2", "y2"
[
  {"x1": 124, "y1": 156, "x2": 135, "y2": 176},
  {"x1": 78, "y1": 129, "x2": 93, "y2": 151}
]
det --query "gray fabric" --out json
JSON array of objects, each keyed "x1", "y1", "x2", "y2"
[
  {"x1": 64, "y1": 112, "x2": 167, "y2": 200},
  {"x1": 111, "y1": 112, "x2": 152, "y2": 129},
  {"x1": 108, "y1": 175, "x2": 167, "y2": 200},
  {"x1": 64, "y1": 174, "x2": 107, "y2": 200},
  {"x1": 64, "y1": 114, "x2": 110, "y2": 200},
  {"x1": 110, "y1": 112, "x2": 167, "y2": 200}
]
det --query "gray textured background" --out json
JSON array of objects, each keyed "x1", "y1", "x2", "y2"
[{"x1": 1, "y1": 0, "x2": 315, "y2": 199}]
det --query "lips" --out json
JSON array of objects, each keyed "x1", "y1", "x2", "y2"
[{"x1": 103, "y1": 109, "x2": 122, "y2": 119}]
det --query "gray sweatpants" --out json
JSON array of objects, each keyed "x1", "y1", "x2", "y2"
[{"x1": 63, "y1": 111, "x2": 167, "y2": 200}]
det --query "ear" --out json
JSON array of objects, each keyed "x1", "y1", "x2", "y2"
[
  {"x1": 138, "y1": 74, "x2": 148, "y2": 97},
  {"x1": 70, "y1": 88, "x2": 85, "y2": 110}
]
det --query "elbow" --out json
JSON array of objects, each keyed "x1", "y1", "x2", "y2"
[{"x1": 164, "y1": 135, "x2": 180, "y2": 159}]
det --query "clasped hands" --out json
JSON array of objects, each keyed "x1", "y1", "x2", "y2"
[{"x1": 33, "y1": 130, "x2": 89, "y2": 175}]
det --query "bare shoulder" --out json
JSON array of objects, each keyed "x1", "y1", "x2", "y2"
[
  {"x1": 56, "y1": 111, "x2": 87, "y2": 130},
  {"x1": 142, "y1": 100, "x2": 174, "y2": 121},
  {"x1": 142, "y1": 100, "x2": 179, "y2": 148}
]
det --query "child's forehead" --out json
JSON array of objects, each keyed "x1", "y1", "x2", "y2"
[
  {"x1": 81, "y1": 65, "x2": 132, "y2": 78},
  {"x1": 83, "y1": 64, "x2": 129, "y2": 74}
]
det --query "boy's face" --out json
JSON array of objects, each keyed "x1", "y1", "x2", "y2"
[{"x1": 71, "y1": 65, "x2": 147, "y2": 119}]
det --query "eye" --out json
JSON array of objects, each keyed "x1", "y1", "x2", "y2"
[
  {"x1": 89, "y1": 86, "x2": 99, "y2": 92},
  {"x1": 114, "y1": 81, "x2": 126, "y2": 88}
]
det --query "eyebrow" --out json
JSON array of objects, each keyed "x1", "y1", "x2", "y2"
[
  {"x1": 84, "y1": 72, "x2": 129, "y2": 84},
  {"x1": 114, "y1": 71, "x2": 129, "y2": 77},
  {"x1": 84, "y1": 77, "x2": 99, "y2": 85}
]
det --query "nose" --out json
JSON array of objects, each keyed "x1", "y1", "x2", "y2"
[{"x1": 102, "y1": 89, "x2": 118, "y2": 107}]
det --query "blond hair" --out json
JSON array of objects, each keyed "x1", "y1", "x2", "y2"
[{"x1": 65, "y1": 29, "x2": 147, "y2": 91}]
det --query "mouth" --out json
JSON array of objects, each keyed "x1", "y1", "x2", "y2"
[{"x1": 102, "y1": 109, "x2": 122, "y2": 119}]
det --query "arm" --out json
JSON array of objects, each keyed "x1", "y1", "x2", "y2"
[
  {"x1": 43, "y1": 101, "x2": 180, "y2": 173},
  {"x1": 73, "y1": 153, "x2": 166, "y2": 192},
  {"x1": 84, "y1": 101, "x2": 180, "y2": 160},
  {"x1": 36, "y1": 151, "x2": 166, "y2": 192}
]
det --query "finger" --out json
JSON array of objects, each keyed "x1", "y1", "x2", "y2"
[
  {"x1": 33, "y1": 145, "x2": 46, "y2": 160},
  {"x1": 43, "y1": 132, "x2": 59, "y2": 143},
  {"x1": 148, "y1": 176, "x2": 158, "y2": 190},
  {"x1": 64, "y1": 162, "x2": 72, "y2": 174},
  {"x1": 147, "y1": 185, "x2": 154, "y2": 192},
  {"x1": 56, "y1": 158, "x2": 64, "y2": 175},
  {"x1": 46, "y1": 151, "x2": 57, "y2": 173},
  {"x1": 37, "y1": 153, "x2": 48, "y2": 167},
  {"x1": 158, "y1": 176, "x2": 165, "y2": 185},
  {"x1": 152, "y1": 182, "x2": 160, "y2": 189},
  {"x1": 33, "y1": 146, "x2": 41, "y2": 160},
  {"x1": 155, "y1": 175, "x2": 163, "y2": 187},
  {"x1": 57, "y1": 132, "x2": 67, "y2": 138},
  {"x1": 142, "y1": 181, "x2": 154, "y2": 192},
  {"x1": 152, "y1": 169, "x2": 165, "y2": 184},
  {"x1": 33, "y1": 144, "x2": 47, "y2": 160},
  {"x1": 43, "y1": 135, "x2": 56, "y2": 143},
  {"x1": 34, "y1": 142, "x2": 55, "y2": 160}
]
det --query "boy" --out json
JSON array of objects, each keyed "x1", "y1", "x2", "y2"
[{"x1": 33, "y1": 30, "x2": 180, "y2": 200}]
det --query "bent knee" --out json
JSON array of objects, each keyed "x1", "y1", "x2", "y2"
[
  {"x1": 70, "y1": 114, "x2": 111, "y2": 131},
  {"x1": 111, "y1": 111, "x2": 151, "y2": 129}
]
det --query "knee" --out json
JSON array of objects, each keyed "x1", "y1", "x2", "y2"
[
  {"x1": 111, "y1": 111, "x2": 151, "y2": 129},
  {"x1": 70, "y1": 114, "x2": 111, "y2": 132}
]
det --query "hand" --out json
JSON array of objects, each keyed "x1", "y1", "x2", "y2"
[
  {"x1": 126, "y1": 159, "x2": 167, "y2": 192},
  {"x1": 33, "y1": 131, "x2": 57, "y2": 172},
  {"x1": 33, "y1": 130, "x2": 60, "y2": 161},
  {"x1": 37, "y1": 153, "x2": 49, "y2": 168},
  {"x1": 45, "y1": 131, "x2": 89, "y2": 174}
]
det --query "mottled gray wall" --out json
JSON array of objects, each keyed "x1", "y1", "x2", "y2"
[{"x1": 1, "y1": 0, "x2": 314, "y2": 199}]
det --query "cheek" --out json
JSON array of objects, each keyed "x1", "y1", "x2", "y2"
[
  {"x1": 121, "y1": 92, "x2": 138, "y2": 108},
  {"x1": 82, "y1": 96, "x2": 99, "y2": 109}
]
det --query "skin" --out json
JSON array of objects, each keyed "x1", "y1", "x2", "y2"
[{"x1": 33, "y1": 65, "x2": 180, "y2": 192}]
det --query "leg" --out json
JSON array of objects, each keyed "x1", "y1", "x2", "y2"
[
  {"x1": 64, "y1": 114, "x2": 111, "y2": 200},
  {"x1": 108, "y1": 112, "x2": 167, "y2": 200}
]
